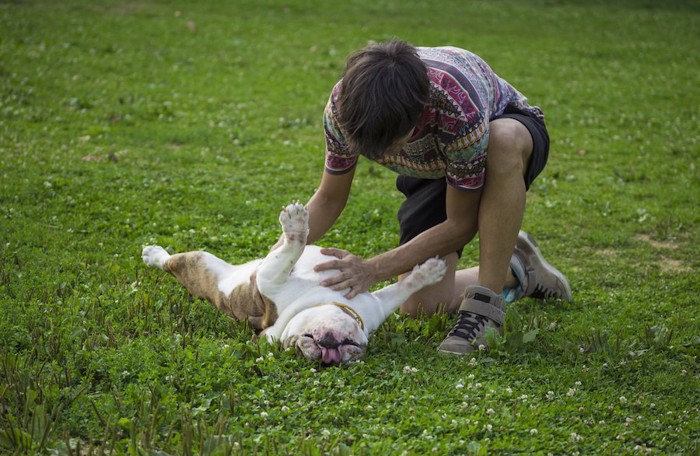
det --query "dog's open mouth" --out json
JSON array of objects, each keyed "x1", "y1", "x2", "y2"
[{"x1": 301, "y1": 334, "x2": 363, "y2": 365}]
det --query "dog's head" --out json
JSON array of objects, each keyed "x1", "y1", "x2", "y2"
[{"x1": 281, "y1": 303, "x2": 368, "y2": 365}]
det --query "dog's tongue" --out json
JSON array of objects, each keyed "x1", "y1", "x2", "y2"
[{"x1": 321, "y1": 347, "x2": 341, "y2": 364}]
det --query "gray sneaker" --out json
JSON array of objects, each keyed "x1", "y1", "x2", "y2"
[
  {"x1": 511, "y1": 231, "x2": 572, "y2": 301},
  {"x1": 438, "y1": 285, "x2": 505, "y2": 355}
]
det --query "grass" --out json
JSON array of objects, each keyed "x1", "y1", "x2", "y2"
[{"x1": 1, "y1": 0, "x2": 698, "y2": 453}]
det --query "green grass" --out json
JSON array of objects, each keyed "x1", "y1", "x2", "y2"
[{"x1": 1, "y1": 0, "x2": 698, "y2": 454}]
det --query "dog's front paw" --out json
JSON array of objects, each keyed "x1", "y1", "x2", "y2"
[
  {"x1": 407, "y1": 257, "x2": 447, "y2": 288},
  {"x1": 279, "y1": 201, "x2": 308, "y2": 240},
  {"x1": 142, "y1": 245, "x2": 170, "y2": 269}
]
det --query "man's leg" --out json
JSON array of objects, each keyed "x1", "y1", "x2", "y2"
[
  {"x1": 439, "y1": 116, "x2": 574, "y2": 354},
  {"x1": 437, "y1": 118, "x2": 533, "y2": 354},
  {"x1": 401, "y1": 119, "x2": 528, "y2": 316},
  {"x1": 477, "y1": 118, "x2": 533, "y2": 293}
]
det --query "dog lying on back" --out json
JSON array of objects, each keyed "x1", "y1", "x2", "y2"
[{"x1": 142, "y1": 202, "x2": 446, "y2": 364}]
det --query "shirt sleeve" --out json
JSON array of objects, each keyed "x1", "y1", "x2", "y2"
[
  {"x1": 323, "y1": 89, "x2": 358, "y2": 175},
  {"x1": 443, "y1": 117, "x2": 489, "y2": 191}
]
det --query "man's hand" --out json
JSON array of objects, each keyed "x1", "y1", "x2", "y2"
[{"x1": 315, "y1": 248, "x2": 376, "y2": 299}]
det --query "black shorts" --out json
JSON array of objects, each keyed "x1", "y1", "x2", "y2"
[{"x1": 396, "y1": 107, "x2": 550, "y2": 256}]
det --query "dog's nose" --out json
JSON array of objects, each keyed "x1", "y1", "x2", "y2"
[{"x1": 316, "y1": 333, "x2": 341, "y2": 349}]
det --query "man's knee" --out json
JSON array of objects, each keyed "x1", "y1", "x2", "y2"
[{"x1": 487, "y1": 119, "x2": 533, "y2": 176}]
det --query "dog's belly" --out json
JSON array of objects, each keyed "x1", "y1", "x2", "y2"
[
  {"x1": 217, "y1": 246, "x2": 338, "y2": 299},
  {"x1": 287, "y1": 246, "x2": 339, "y2": 282}
]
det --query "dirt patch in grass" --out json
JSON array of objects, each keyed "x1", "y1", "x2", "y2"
[
  {"x1": 658, "y1": 257, "x2": 691, "y2": 273},
  {"x1": 634, "y1": 234, "x2": 690, "y2": 273},
  {"x1": 633, "y1": 233, "x2": 682, "y2": 250}
]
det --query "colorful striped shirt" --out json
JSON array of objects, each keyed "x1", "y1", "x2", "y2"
[{"x1": 323, "y1": 46, "x2": 544, "y2": 191}]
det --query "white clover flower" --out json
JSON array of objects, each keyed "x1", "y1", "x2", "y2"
[
  {"x1": 485, "y1": 424, "x2": 493, "y2": 432},
  {"x1": 546, "y1": 391, "x2": 555, "y2": 400},
  {"x1": 575, "y1": 381, "x2": 582, "y2": 387},
  {"x1": 322, "y1": 429, "x2": 330, "y2": 437},
  {"x1": 486, "y1": 408, "x2": 495, "y2": 415},
  {"x1": 570, "y1": 432, "x2": 582, "y2": 442},
  {"x1": 456, "y1": 382, "x2": 464, "y2": 389},
  {"x1": 478, "y1": 344, "x2": 486, "y2": 351},
  {"x1": 530, "y1": 429, "x2": 538, "y2": 435},
  {"x1": 281, "y1": 405, "x2": 290, "y2": 412},
  {"x1": 567, "y1": 388, "x2": 576, "y2": 397},
  {"x1": 620, "y1": 396, "x2": 628, "y2": 405},
  {"x1": 469, "y1": 357, "x2": 478, "y2": 366},
  {"x1": 267, "y1": 352, "x2": 274, "y2": 358},
  {"x1": 403, "y1": 365, "x2": 413, "y2": 374},
  {"x1": 255, "y1": 357, "x2": 264, "y2": 363},
  {"x1": 505, "y1": 387, "x2": 513, "y2": 394},
  {"x1": 260, "y1": 411, "x2": 268, "y2": 418}
]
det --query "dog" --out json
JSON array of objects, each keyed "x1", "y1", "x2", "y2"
[{"x1": 142, "y1": 202, "x2": 446, "y2": 364}]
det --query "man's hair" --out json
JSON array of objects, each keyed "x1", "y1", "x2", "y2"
[{"x1": 338, "y1": 40, "x2": 429, "y2": 160}]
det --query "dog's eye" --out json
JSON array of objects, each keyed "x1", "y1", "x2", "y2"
[
  {"x1": 342, "y1": 338, "x2": 360, "y2": 347},
  {"x1": 302, "y1": 333, "x2": 314, "y2": 339}
]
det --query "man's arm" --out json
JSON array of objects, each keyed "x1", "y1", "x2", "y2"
[
  {"x1": 317, "y1": 184, "x2": 481, "y2": 297},
  {"x1": 305, "y1": 167, "x2": 355, "y2": 244}
]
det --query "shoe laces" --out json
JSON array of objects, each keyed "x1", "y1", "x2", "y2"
[{"x1": 449, "y1": 310, "x2": 488, "y2": 340}]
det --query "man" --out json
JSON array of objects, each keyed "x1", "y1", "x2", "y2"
[{"x1": 298, "y1": 40, "x2": 571, "y2": 354}]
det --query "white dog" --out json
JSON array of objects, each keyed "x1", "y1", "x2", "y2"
[{"x1": 142, "y1": 202, "x2": 446, "y2": 364}]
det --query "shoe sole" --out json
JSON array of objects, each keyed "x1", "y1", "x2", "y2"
[
  {"x1": 517, "y1": 231, "x2": 572, "y2": 301},
  {"x1": 437, "y1": 345, "x2": 475, "y2": 355}
]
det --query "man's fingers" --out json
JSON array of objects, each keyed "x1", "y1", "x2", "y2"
[
  {"x1": 314, "y1": 259, "x2": 342, "y2": 273},
  {"x1": 344, "y1": 288, "x2": 358, "y2": 299},
  {"x1": 320, "y1": 247, "x2": 349, "y2": 258}
]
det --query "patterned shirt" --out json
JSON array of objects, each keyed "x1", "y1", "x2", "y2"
[{"x1": 323, "y1": 46, "x2": 544, "y2": 190}]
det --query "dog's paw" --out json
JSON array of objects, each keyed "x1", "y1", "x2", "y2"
[
  {"x1": 279, "y1": 201, "x2": 308, "y2": 239},
  {"x1": 142, "y1": 245, "x2": 170, "y2": 269},
  {"x1": 406, "y1": 257, "x2": 447, "y2": 288}
]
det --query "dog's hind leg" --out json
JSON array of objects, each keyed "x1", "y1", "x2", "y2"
[
  {"x1": 142, "y1": 246, "x2": 234, "y2": 314},
  {"x1": 256, "y1": 202, "x2": 308, "y2": 291}
]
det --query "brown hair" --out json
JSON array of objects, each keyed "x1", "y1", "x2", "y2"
[{"x1": 338, "y1": 40, "x2": 429, "y2": 160}]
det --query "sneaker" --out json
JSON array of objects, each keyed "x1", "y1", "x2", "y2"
[
  {"x1": 511, "y1": 231, "x2": 572, "y2": 301},
  {"x1": 438, "y1": 285, "x2": 505, "y2": 355}
]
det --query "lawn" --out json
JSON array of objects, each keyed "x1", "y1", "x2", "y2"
[{"x1": 0, "y1": 0, "x2": 698, "y2": 454}]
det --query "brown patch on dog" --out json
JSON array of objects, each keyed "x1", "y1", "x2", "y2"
[{"x1": 163, "y1": 252, "x2": 278, "y2": 331}]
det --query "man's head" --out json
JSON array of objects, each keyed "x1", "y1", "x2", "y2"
[{"x1": 338, "y1": 40, "x2": 429, "y2": 160}]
